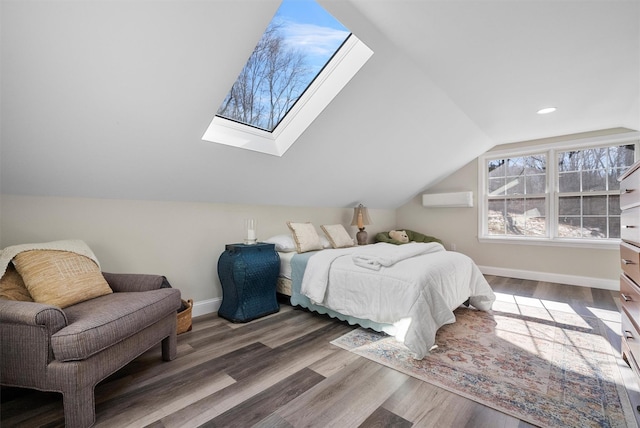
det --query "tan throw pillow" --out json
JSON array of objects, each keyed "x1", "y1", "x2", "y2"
[
  {"x1": 321, "y1": 224, "x2": 355, "y2": 248},
  {"x1": 0, "y1": 264, "x2": 33, "y2": 302},
  {"x1": 286, "y1": 222, "x2": 323, "y2": 253},
  {"x1": 13, "y1": 250, "x2": 112, "y2": 308}
]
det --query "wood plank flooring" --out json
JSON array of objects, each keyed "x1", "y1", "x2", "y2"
[{"x1": 2, "y1": 275, "x2": 639, "y2": 427}]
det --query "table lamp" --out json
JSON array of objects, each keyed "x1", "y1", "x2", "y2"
[{"x1": 351, "y1": 204, "x2": 372, "y2": 245}]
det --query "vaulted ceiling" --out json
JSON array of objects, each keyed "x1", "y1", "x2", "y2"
[{"x1": 1, "y1": 0, "x2": 638, "y2": 209}]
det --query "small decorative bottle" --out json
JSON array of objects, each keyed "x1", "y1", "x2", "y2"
[{"x1": 244, "y1": 218, "x2": 257, "y2": 245}]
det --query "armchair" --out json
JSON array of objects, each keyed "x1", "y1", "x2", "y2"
[{"x1": 0, "y1": 272, "x2": 181, "y2": 428}]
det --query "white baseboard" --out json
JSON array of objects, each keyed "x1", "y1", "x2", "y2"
[
  {"x1": 191, "y1": 297, "x2": 221, "y2": 318},
  {"x1": 479, "y1": 265, "x2": 618, "y2": 291}
]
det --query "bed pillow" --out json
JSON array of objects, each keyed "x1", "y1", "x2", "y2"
[
  {"x1": 266, "y1": 234, "x2": 332, "y2": 252},
  {"x1": 319, "y1": 235, "x2": 332, "y2": 249},
  {"x1": 321, "y1": 224, "x2": 355, "y2": 248},
  {"x1": 286, "y1": 222, "x2": 323, "y2": 253},
  {"x1": 13, "y1": 250, "x2": 113, "y2": 308},
  {"x1": 0, "y1": 264, "x2": 33, "y2": 302},
  {"x1": 265, "y1": 234, "x2": 297, "y2": 252}
]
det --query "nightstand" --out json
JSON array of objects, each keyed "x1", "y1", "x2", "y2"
[{"x1": 217, "y1": 242, "x2": 280, "y2": 322}]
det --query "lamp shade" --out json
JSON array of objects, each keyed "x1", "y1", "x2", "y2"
[{"x1": 350, "y1": 204, "x2": 372, "y2": 229}]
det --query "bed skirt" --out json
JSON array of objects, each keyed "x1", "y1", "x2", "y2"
[{"x1": 277, "y1": 277, "x2": 292, "y2": 296}]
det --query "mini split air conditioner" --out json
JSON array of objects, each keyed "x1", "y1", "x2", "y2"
[{"x1": 422, "y1": 191, "x2": 473, "y2": 208}]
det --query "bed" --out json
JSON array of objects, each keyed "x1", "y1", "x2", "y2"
[{"x1": 276, "y1": 242, "x2": 496, "y2": 359}]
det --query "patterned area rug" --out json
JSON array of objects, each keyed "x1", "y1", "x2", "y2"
[{"x1": 331, "y1": 307, "x2": 635, "y2": 428}]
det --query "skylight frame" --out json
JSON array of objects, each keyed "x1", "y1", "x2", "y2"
[{"x1": 202, "y1": 30, "x2": 373, "y2": 157}]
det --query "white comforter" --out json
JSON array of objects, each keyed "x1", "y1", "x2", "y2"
[{"x1": 300, "y1": 242, "x2": 495, "y2": 359}]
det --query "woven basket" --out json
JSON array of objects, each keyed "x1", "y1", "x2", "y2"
[{"x1": 177, "y1": 299, "x2": 193, "y2": 334}]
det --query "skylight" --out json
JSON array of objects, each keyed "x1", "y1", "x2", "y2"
[{"x1": 202, "y1": 0, "x2": 373, "y2": 156}]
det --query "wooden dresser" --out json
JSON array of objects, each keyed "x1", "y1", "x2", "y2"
[{"x1": 620, "y1": 159, "x2": 640, "y2": 378}]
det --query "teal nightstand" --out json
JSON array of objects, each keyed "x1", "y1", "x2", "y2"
[{"x1": 217, "y1": 243, "x2": 280, "y2": 322}]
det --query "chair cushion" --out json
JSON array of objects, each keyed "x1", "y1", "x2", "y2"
[{"x1": 51, "y1": 288, "x2": 181, "y2": 361}]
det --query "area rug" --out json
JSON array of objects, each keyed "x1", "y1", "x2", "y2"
[{"x1": 331, "y1": 307, "x2": 636, "y2": 428}]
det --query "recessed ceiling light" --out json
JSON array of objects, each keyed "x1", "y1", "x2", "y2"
[{"x1": 537, "y1": 107, "x2": 557, "y2": 115}]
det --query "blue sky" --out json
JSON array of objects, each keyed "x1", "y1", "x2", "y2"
[
  {"x1": 274, "y1": 0, "x2": 350, "y2": 66},
  {"x1": 276, "y1": 0, "x2": 348, "y2": 31},
  {"x1": 217, "y1": 0, "x2": 352, "y2": 130}
]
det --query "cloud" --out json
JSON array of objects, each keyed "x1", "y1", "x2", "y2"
[{"x1": 281, "y1": 21, "x2": 350, "y2": 58}]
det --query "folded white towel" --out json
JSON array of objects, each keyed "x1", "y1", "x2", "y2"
[{"x1": 352, "y1": 242, "x2": 445, "y2": 270}]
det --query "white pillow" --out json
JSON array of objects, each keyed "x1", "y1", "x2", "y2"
[
  {"x1": 265, "y1": 234, "x2": 297, "y2": 252},
  {"x1": 319, "y1": 235, "x2": 332, "y2": 249},
  {"x1": 321, "y1": 224, "x2": 355, "y2": 248},
  {"x1": 286, "y1": 222, "x2": 323, "y2": 253},
  {"x1": 266, "y1": 233, "x2": 331, "y2": 252}
]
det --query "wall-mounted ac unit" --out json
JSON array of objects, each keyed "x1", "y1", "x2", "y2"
[{"x1": 422, "y1": 191, "x2": 473, "y2": 208}]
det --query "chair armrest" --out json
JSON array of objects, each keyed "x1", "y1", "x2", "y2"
[
  {"x1": 0, "y1": 300, "x2": 68, "y2": 384},
  {"x1": 102, "y1": 272, "x2": 172, "y2": 292},
  {"x1": 0, "y1": 299, "x2": 67, "y2": 334}
]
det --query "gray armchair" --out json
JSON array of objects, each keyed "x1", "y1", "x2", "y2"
[{"x1": 0, "y1": 272, "x2": 181, "y2": 428}]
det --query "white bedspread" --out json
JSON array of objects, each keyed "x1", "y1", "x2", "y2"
[{"x1": 300, "y1": 242, "x2": 495, "y2": 359}]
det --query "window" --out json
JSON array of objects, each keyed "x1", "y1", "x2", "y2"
[
  {"x1": 479, "y1": 133, "x2": 639, "y2": 248},
  {"x1": 487, "y1": 154, "x2": 547, "y2": 237},
  {"x1": 202, "y1": 0, "x2": 373, "y2": 156},
  {"x1": 557, "y1": 145, "x2": 633, "y2": 239},
  {"x1": 216, "y1": 2, "x2": 350, "y2": 132}
]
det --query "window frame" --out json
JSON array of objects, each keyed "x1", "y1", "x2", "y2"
[
  {"x1": 202, "y1": 34, "x2": 373, "y2": 157},
  {"x1": 478, "y1": 132, "x2": 640, "y2": 249}
]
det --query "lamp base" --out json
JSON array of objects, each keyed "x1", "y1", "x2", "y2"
[{"x1": 356, "y1": 229, "x2": 368, "y2": 245}]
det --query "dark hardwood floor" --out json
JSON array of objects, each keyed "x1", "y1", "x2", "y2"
[{"x1": 2, "y1": 275, "x2": 639, "y2": 427}]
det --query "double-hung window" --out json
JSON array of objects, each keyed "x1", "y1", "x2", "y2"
[{"x1": 479, "y1": 133, "x2": 639, "y2": 248}]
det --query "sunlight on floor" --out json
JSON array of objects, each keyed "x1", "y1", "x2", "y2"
[
  {"x1": 587, "y1": 306, "x2": 622, "y2": 340},
  {"x1": 492, "y1": 292, "x2": 593, "y2": 329},
  {"x1": 484, "y1": 285, "x2": 637, "y2": 426},
  {"x1": 489, "y1": 291, "x2": 624, "y2": 362},
  {"x1": 587, "y1": 306, "x2": 622, "y2": 322}
]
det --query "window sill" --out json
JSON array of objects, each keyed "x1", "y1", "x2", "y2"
[{"x1": 477, "y1": 236, "x2": 620, "y2": 250}]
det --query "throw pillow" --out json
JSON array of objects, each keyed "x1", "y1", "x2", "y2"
[
  {"x1": 0, "y1": 264, "x2": 33, "y2": 302},
  {"x1": 13, "y1": 250, "x2": 112, "y2": 308},
  {"x1": 321, "y1": 224, "x2": 355, "y2": 248},
  {"x1": 286, "y1": 222, "x2": 323, "y2": 253}
]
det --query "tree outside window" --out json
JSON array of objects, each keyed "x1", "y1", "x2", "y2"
[
  {"x1": 216, "y1": 0, "x2": 350, "y2": 132},
  {"x1": 483, "y1": 142, "x2": 635, "y2": 242}
]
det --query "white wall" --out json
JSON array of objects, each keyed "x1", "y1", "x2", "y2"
[
  {"x1": 0, "y1": 0, "x2": 494, "y2": 210},
  {"x1": 0, "y1": 194, "x2": 396, "y2": 315}
]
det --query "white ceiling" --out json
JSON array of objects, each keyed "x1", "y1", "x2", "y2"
[
  {"x1": 344, "y1": 0, "x2": 639, "y2": 144},
  {"x1": 1, "y1": 0, "x2": 638, "y2": 209}
]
